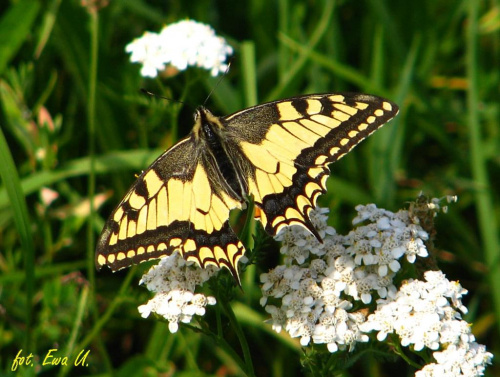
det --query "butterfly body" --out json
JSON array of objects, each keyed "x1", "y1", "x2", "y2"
[{"x1": 96, "y1": 93, "x2": 398, "y2": 281}]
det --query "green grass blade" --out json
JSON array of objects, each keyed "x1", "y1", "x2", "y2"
[
  {"x1": 86, "y1": 8, "x2": 99, "y2": 321},
  {"x1": 0, "y1": 149, "x2": 161, "y2": 211},
  {"x1": 267, "y1": 0, "x2": 336, "y2": 101},
  {"x1": 0, "y1": 261, "x2": 86, "y2": 284},
  {"x1": 0, "y1": 125, "x2": 35, "y2": 350},
  {"x1": 278, "y1": 34, "x2": 388, "y2": 96},
  {"x1": 241, "y1": 40, "x2": 258, "y2": 107},
  {"x1": 0, "y1": 1, "x2": 40, "y2": 74},
  {"x1": 370, "y1": 35, "x2": 420, "y2": 206},
  {"x1": 466, "y1": 0, "x2": 500, "y2": 333}
]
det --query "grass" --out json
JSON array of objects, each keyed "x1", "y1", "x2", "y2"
[{"x1": 0, "y1": 0, "x2": 499, "y2": 376}]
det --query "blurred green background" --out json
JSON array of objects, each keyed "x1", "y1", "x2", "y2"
[{"x1": 0, "y1": 0, "x2": 498, "y2": 376}]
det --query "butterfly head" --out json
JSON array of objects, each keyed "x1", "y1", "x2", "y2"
[{"x1": 193, "y1": 106, "x2": 225, "y2": 141}]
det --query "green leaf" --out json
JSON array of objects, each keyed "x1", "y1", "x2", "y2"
[
  {"x1": 0, "y1": 0, "x2": 41, "y2": 75},
  {"x1": 0, "y1": 149, "x2": 161, "y2": 212}
]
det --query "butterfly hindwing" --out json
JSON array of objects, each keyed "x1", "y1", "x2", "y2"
[
  {"x1": 222, "y1": 93, "x2": 399, "y2": 238},
  {"x1": 95, "y1": 136, "x2": 245, "y2": 279}
]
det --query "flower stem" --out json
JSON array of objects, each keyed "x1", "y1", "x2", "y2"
[
  {"x1": 388, "y1": 336, "x2": 422, "y2": 369},
  {"x1": 220, "y1": 298, "x2": 255, "y2": 377}
]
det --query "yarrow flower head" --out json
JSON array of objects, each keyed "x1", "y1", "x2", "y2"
[
  {"x1": 262, "y1": 203, "x2": 430, "y2": 352},
  {"x1": 138, "y1": 253, "x2": 218, "y2": 333},
  {"x1": 126, "y1": 20, "x2": 233, "y2": 78},
  {"x1": 260, "y1": 197, "x2": 493, "y2": 375}
]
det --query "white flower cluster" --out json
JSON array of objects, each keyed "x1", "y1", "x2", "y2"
[
  {"x1": 416, "y1": 343, "x2": 493, "y2": 377},
  {"x1": 362, "y1": 270, "x2": 493, "y2": 376},
  {"x1": 125, "y1": 20, "x2": 233, "y2": 78},
  {"x1": 138, "y1": 253, "x2": 218, "y2": 333},
  {"x1": 261, "y1": 204, "x2": 427, "y2": 351},
  {"x1": 360, "y1": 270, "x2": 469, "y2": 349},
  {"x1": 135, "y1": 196, "x2": 491, "y2": 375},
  {"x1": 260, "y1": 202, "x2": 492, "y2": 375}
]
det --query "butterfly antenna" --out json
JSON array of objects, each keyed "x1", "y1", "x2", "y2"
[
  {"x1": 203, "y1": 58, "x2": 233, "y2": 107},
  {"x1": 140, "y1": 89, "x2": 186, "y2": 106}
]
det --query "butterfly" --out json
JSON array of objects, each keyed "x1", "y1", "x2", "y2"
[{"x1": 96, "y1": 93, "x2": 398, "y2": 282}]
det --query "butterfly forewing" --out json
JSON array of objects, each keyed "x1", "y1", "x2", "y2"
[{"x1": 223, "y1": 93, "x2": 399, "y2": 238}]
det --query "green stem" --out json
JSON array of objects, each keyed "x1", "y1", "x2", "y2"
[
  {"x1": 86, "y1": 4, "x2": 98, "y2": 291},
  {"x1": 221, "y1": 299, "x2": 255, "y2": 377},
  {"x1": 58, "y1": 285, "x2": 89, "y2": 377},
  {"x1": 241, "y1": 40, "x2": 257, "y2": 107},
  {"x1": 76, "y1": 268, "x2": 137, "y2": 355},
  {"x1": 388, "y1": 336, "x2": 422, "y2": 369},
  {"x1": 267, "y1": 0, "x2": 335, "y2": 101},
  {"x1": 466, "y1": 0, "x2": 500, "y2": 331},
  {"x1": 84, "y1": 9, "x2": 115, "y2": 374}
]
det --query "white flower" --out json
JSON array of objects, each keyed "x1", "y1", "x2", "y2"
[
  {"x1": 138, "y1": 253, "x2": 218, "y2": 332},
  {"x1": 126, "y1": 20, "x2": 233, "y2": 78}
]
